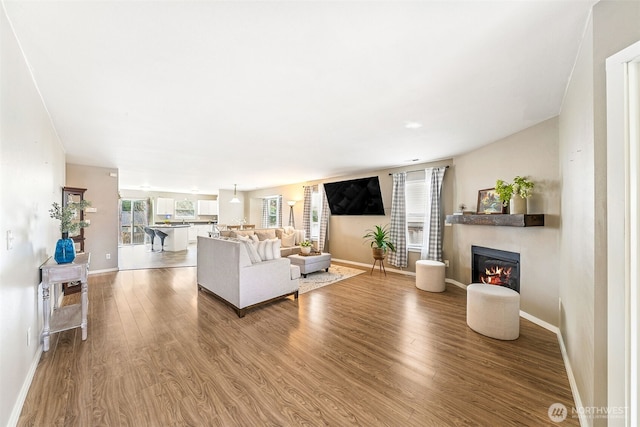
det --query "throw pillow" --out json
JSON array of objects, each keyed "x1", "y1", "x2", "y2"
[
  {"x1": 270, "y1": 238, "x2": 281, "y2": 259},
  {"x1": 255, "y1": 229, "x2": 277, "y2": 241},
  {"x1": 281, "y1": 233, "x2": 295, "y2": 248},
  {"x1": 256, "y1": 238, "x2": 281, "y2": 260},
  {"x1": 241, "y1": 240, "x2": 262, "y2": 264}
]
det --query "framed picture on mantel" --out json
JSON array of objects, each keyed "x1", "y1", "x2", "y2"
[{"x1": 477, "y1": 188, "x2": 507, "y2": 214}]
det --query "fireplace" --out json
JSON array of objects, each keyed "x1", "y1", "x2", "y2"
[{"x1": 471, "y1": 246, "x2": 520, "y2": 293}]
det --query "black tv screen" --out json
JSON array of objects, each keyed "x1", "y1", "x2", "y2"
[{"x1": 323, "y1": 177, "x2": 385, "y2": 215}]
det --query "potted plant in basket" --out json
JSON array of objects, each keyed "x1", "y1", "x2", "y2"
[
  {"x1": 49, "y1": 200, "x2": 91, "y2": 263},
  {"x1": 300, "y1": 240, "x2": 313, "y2": 255},
  {"x1": 363, "y1": 224, "x2": 396, "y2": 260},
  {"x1": 495, "y1": 176, "x2": 534, "y2": 215}
]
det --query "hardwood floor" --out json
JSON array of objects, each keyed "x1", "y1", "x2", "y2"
[{"x1": 19, "y1": 267, "x2": 577, "y2": 426}]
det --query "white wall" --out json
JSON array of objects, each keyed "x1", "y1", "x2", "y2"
[
  {"x1": 452, "y1": 117, "x2": 561, "y2": 325},
  {"x1": 558, "y1": 1, "x2": 640, "y2": 425},
  {"x1": 0, "y1": 6, "x2": 66, "y2": 425}
]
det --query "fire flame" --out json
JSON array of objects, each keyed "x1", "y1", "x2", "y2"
[{"x1": 481, "y1": 266, "x2": 512, "y2": 285}]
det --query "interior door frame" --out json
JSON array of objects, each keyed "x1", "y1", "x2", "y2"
[{"x1": 606, "y1": 39, "x2": 640, "y2": 427}]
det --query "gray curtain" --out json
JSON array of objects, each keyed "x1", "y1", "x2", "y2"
[
  {"x1": 302, "y1": 186, "x2": 312, "y2": 241},
  {"x1": 318, "y1": 185, "x2": 330, "y2": 252},
  {"x1": 388, "y1": 172, "x2": 407, "y2": 268},
  {"x1": 261, "y1": 199, "x2": 269, "y2": 228},
  {"x1": 421, "y1": 167, "x2": 447, "y2": 260}
]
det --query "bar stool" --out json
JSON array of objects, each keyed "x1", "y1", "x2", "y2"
[
  {"x1": 155, "y1": 230, "x2": 168, "y2": 251},
  {"x1": 144, "y1": 227, "x2": 156, "y2": 251}
]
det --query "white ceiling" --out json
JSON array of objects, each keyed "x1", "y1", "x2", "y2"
[{"x1": 4, "y1": 0, "x2": 596, "y2": 194}]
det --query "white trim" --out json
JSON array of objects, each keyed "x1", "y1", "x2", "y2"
[
  {"x1": 557, "y1": 330, "x2": 587, "y2": 427},
  {"x1": 445, "y1": 278, "x2": 467, "y2": 290},
  {"x1": 7, "y1": 345, "x2": 43, "y2": 427},
  {"x1": 89, "y1": 267, "x2": 118, "y2": 275},
  {"x1": 607, "y1": 38, "x2": 640, "y2": 427}
]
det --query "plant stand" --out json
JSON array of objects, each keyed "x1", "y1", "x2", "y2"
[{"x1": 370, "y1": 254, "x2": 386, "y2": 276}]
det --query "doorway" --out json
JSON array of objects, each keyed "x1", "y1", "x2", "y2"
[
  {"x1": 119, "y1": 198, "x2": 151, "y2": 246},
  {"x1": 607, "y1": 39, "x2": 640, "y2": 427}
]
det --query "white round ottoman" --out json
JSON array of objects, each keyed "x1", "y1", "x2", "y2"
[
  {"x1": 466, "y1": 283, "x2": 520, "y2": 340},
  {"x1": 415, "y1": 260, "x2": 446, "y2": 292}
]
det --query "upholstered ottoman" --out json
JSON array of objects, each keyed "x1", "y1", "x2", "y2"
[
  {"x1": 415, "y1": 260, "x2": 446, "y2": 292},
  {"x1": 466, "y1": 283, "x2": 520, "y2": 340},
  {"x1": 288, "y1": 253, "x2": 331, "y2": 278}
]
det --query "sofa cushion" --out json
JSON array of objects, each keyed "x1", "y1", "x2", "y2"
[
  {"x1": 255, "y1": 229, "x2": 277, "y2": 241},
  {"x1": 281, "y1": 232, "x2": 296, "y2": 248},
  {"x1": 236, "y1": 236, "x2": 262, "y2": 263},
  {"x1": 256, "y1": 238, "x2": 281, "y2": 260},
  {"x1": 290, "y1": 265, "x2": 301, "y2": 280},
  {"x1": 230, "y1": 230, "x2": 255, "y2": 238}
]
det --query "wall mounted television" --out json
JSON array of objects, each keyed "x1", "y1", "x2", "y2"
[{"x1": 323, "y1": 176, "x2": 385, "y2": 215}]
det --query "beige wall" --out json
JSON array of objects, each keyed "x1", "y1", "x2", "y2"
[
  {"x1": 559, "y1": 1, "x2": 640, "y2": 424},
  {"x1": 246, "y1": 159, "x2": 454, "y2": 272},
  {"x1": 66, "y1": 164, "x2": 120, "y2": 272},
  {"x1": 451, "y1": 117, "x2": 561, "y2": 325},
  {"x1": 0, "y1": 7, "x2": 67, "y2": 425}
]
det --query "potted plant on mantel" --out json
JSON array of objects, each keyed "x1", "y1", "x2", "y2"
[
  {"x1": 49, "y1": 200, "x2": 91, "y2": 264},
  {"x1": 363, "y1": 224, "x2": 396, "y2": 260},
  {"x1": 495, "y1": 176, "x2": 534, "y2": 215}
]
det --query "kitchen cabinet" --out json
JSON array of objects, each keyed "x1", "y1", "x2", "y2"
[
  {"x1": 188, "y1": 224, "x2": 213, "y2": 242},
  {"x1": 156, "y1": 197, "x2": 175, "y2": 215},
  {"x1": 197, "y1": 199, "x2": 218, "y2": 215}
]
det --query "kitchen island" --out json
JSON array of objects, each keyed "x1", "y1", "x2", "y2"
[{"x1": 151, "y1": 224, "x2": 190, "y2": 251}]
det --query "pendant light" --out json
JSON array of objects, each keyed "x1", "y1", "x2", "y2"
[{"x1": 230, "y1": 184, "x2": 240, "y2": 204}]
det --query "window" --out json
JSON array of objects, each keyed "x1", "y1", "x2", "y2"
[
  {"x1": 310, "y1": 190, "x2": 321, "y2": 239},
  {"x1": 406, "y1": 173, "x2": 427, "y2": 250},
  {"x1": 174, "y1": 199, "x2": 195, "y2": 219},
  {"x1": 264, "y1": 196, "x2": 281, "y2": 228}
]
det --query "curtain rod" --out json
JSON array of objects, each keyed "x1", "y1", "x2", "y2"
[{"x1": 388, "y1": 165, "x2": 449, "y2": 176}]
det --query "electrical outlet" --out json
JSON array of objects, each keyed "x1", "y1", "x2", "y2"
[
  {"x1": 106, "y1": 253, "x2": 111, "y2": 260},
  {"x1": 6, "y1": 230, "x2": 13, "y2": 250},
  {"x1": 27, "y1": 327, "x2": 31, "y2": 347},
  {"x1": 444, "y1": 260, "x2": 450, "y2": 267}
]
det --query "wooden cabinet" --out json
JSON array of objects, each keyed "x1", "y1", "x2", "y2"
[
  {"x1": 197, "y1": 200, "x2": 218, "y2": 215},
  {"x1": 62, "y1": 187, "x2": 86, "y2": 253},
  {"x1": 156, "y1": 197, "x2": 175, "y2": 215}
]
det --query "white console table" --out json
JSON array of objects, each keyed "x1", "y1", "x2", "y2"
[{"x1": 40, "y1": 253, "x2": 91, "y2": 352}]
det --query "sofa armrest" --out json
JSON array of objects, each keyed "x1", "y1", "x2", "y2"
[{"x1": 238, "y1": 258, "x2": 298, "y2": 308}]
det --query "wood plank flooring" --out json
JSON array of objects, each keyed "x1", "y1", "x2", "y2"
[{"x1": 19, "y1": 266, "x2": 578, "y2": 426}]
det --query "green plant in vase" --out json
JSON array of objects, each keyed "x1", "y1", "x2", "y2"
[
  {"x1": 363, "y1": 224, "x2": 396, "y2": 259},
  {"x1": 495, "y1": 176, "x2": 534, "y2": 214},
  {"x1": 300, "y1": 240, "x2": 313, "y2": 255},
  {"x1": 49, "y1": 200, "x2": 91, "y2": 263}
]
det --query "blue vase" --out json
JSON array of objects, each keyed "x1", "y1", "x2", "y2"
[{"x1": 54, "y1": 233, "x2": 76, "y2": 264}]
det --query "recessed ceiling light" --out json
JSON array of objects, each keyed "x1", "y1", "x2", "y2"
[{"x1": 404, "y1": 121, "x2": 423, "y2": 129}]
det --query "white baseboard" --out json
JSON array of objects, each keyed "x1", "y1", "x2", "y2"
[
  {"x1": 88, "y1": 267, "x2": 118, "y2": 275},
  {"x1": 557, "y1": 329, "x2": 586, "y2": 426},
  {"x1": 331, "y1": 258, "x2": 416, "y2": 276},
  {"x1": 8, "y1": 344, "x2": 42, "y2": 427},
  {"x1": 445, "y1": 278, "x2": 467, "y2": 289}
]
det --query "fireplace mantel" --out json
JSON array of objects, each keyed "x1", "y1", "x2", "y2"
[{"x1": 445, "y1": 214, "x2": 544, "y2": 227}]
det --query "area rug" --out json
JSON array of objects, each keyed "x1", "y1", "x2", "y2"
[{"x1": 299, "y1": 264, "x2": 365, "y2": 294}]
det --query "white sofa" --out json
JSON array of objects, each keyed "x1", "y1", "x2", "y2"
[
  {"x1": 219, "y1": 227, "x2": 305, "y2": 257},
  {"x1": 197, "y1": 236, "x2": 300, "y2": 317}
]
